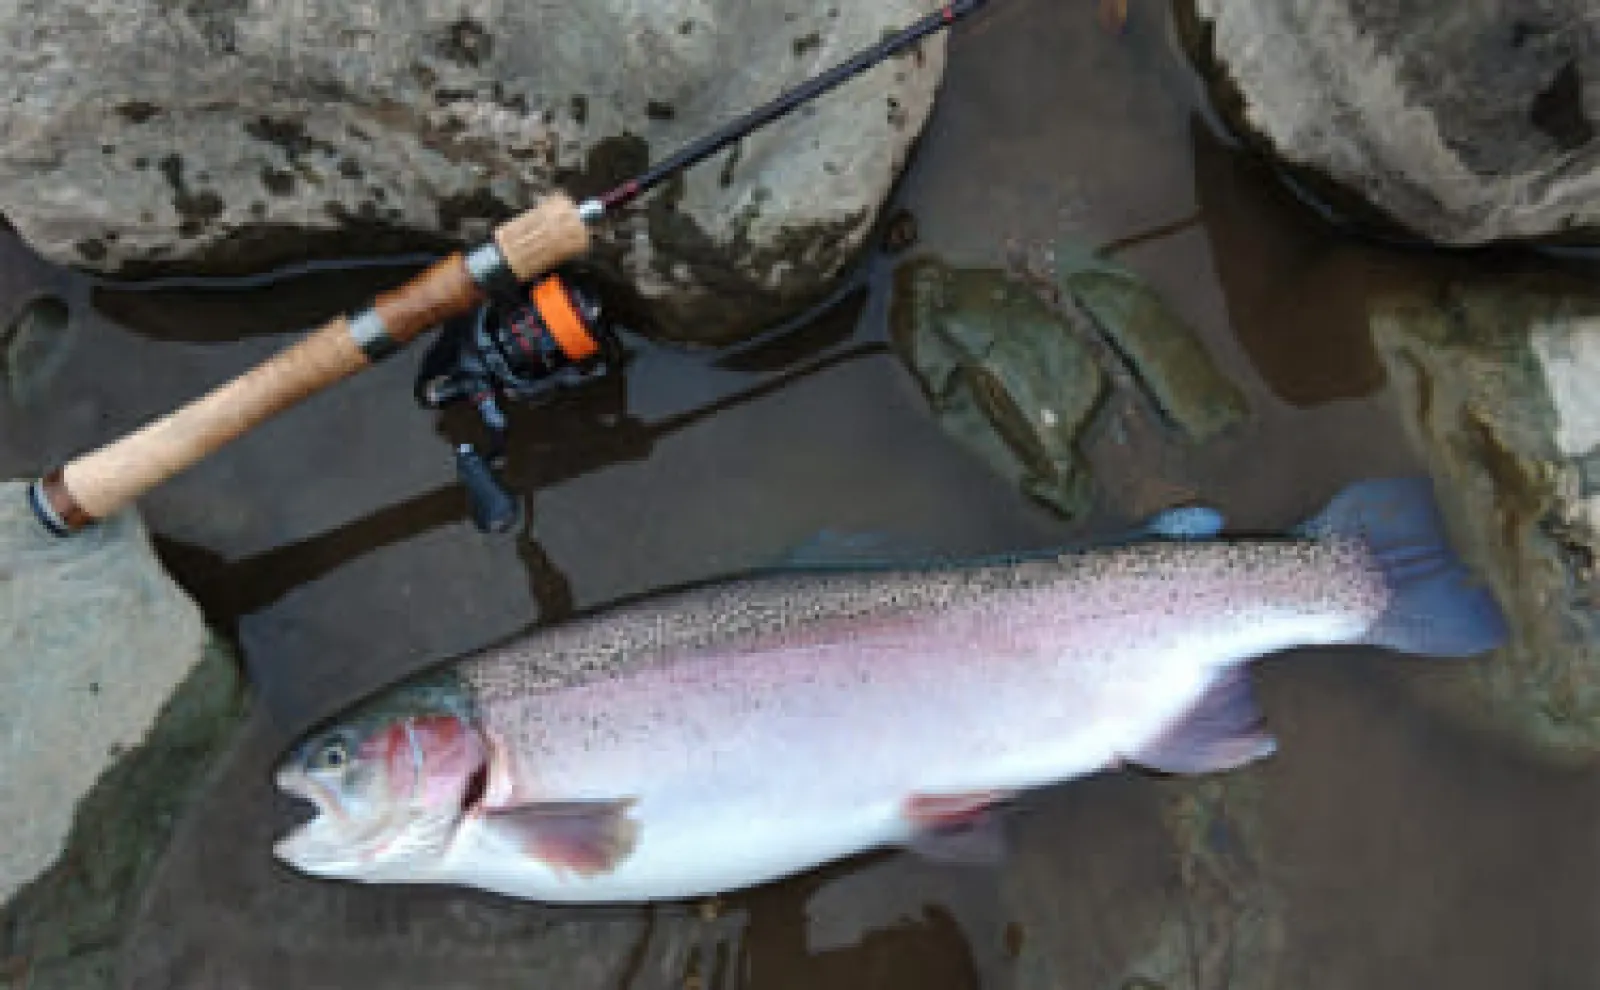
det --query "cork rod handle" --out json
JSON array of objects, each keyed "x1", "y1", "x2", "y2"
[{"x1": 33, "y1": 193, "x2": 591, "y2": 533}]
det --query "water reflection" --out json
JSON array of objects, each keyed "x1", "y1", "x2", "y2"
[
  {"x1": 1188, "y1": 115, "x2": 1389, "y2": 406},
  {"x1": 154, "y1": 328, "x2": 890, "y2": 636}
]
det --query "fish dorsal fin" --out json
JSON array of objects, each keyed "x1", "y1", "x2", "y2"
[{"x1": 774, "y1": 505, "x2": 1228, "y2": 575}]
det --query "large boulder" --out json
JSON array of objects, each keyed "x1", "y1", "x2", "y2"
[
  {"x1": 1371, "y1": 275, "x2": 1600, "y2": 761},
  {"x1": 0, "y1": 0, "x2": 947, "y2": 343},
  {"x1": 1178, "y1": 0, "x2": 1600, "y2": 246}
]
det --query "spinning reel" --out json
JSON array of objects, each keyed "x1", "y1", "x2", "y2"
[{"x1": 415, "y1": 269, "x2": 627, "y2": 534}]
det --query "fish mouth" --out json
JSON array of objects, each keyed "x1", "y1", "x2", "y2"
[{"x1": 271, "y1": 768, "x2": 333, "y2": 869}]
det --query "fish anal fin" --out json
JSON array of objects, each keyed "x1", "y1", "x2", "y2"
[
  {"x1": 1126, "y1": 670, "x2": 1277, "y2": 775},
  {"x1": 905, "y1": 790, "x2": 1014, "y2": 828},
  {"x1": 903, "y1": 790, "x2": 1013, "y2": 865},
  {"x1": 482, "y1": 799, "x2": 640, "y2": 878}
]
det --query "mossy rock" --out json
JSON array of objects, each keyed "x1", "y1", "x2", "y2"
[
  {"x1": 1371, "y1": 277, "x2": 1600, "y2": 763},
  {"x1": 1055, "y1": 244, "x2": 1249, "y2": 444},
  {"x1": 1, "y1": 635, "x2": 248, "y2": 989},
  {"x1": 891, "y1": 256, "x2": 1108, "y2": 518}
]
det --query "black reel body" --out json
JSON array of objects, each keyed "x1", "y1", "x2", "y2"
[{"x1": 417, "y1": 270, "x2": 624, "y2": 533}]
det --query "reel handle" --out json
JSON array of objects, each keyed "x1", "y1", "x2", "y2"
[
  {"x1": 454, "y1": 444, "x2": 521, "y2": 534},
  {"x1": 30, "y1": 194, "x2": 591, "y2": 535}
]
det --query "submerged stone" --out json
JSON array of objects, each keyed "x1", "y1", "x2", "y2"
[
  {"x1": 2, "y1": 295, "x2": 76, "y2": 409},
  {"x1": 891, "y1": 257, "x2": 1107, "y2": 519},
  {"x1": 1055, "y1": 244, "x2": 1249, "y2": 443},
  {"x1": 1371, "y1": 277, "x2": 1600, "y2": 761}
]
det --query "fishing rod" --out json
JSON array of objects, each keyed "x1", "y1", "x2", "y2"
[{"x1": 28, "y1": 0, "x2": 992, "y2": 539}]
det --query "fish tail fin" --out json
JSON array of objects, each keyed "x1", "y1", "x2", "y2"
[{"x1": 1296, "y1": 477, "x2": 1509, "y2": 658}]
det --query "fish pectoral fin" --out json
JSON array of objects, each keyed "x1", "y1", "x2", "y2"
[
  {"x1": 1125, "y1": 670, "x2": 1277, "y2": 775},
  {"x1": 480, "y1": 799, "x2": 641, "y2": 878},
  {"x1": 903, "y1": 791, "x2": 1014, "y2": 866}
]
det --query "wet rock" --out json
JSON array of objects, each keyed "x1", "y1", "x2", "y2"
[
  {"x1": 891, "y1": 257, "x2": 1107, "y2": 518},
  {"x1": 1371, "y1": 278, "x2": 1600, "y2": 761},
  {"x1": 0, "y1": 1, "x2": 948, "y2": 344},
  {"x1": 0, "y1": 492, "x2": 248, "y2": 986},
  {"x1": 1144, "y1": 776, "x2": 1284, "y2": 990},
  {"x1": 1056, "y1": 244, "x2": 1250, "y2": 442},
  {"x1": 999, "y1": 772, "x2": 1281, "y2": 990},
  {"x1": 1178, "y1": 1, "x2": 1600, "y2": 246},
  {"x1": 2, "y1": 295, "x2": 76, "y2": 409}
]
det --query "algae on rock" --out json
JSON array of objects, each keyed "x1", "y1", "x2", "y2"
[
  {"x1": 0, "y1": 487, "x2": 249, "y2": 989},
  {"x1": 1055, "y1": 244, "x2": 1249, "y2": 444},
  {"x1": 1, "y1": 637, "x2": 246, "y2": 990},
  {"x1": 890, "y1": 250, "x2": 1250, "y2": 517},
  {"x1": 891, "y1": 257, "x2": 1108, "y2": 518}
]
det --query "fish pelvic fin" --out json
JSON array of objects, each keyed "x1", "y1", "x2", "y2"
[
  {"x1": 1126, "y1": 669, "x2": 1276, "y2": 775},
  {"x1": 480, "y1": 799, "x2": 641, "y2": 879},
  {"x1": 1298, "y1": 477, "x2": 1509, "y2": 658}
]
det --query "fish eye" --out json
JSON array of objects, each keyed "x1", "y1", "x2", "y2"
[{"x1": 308, "y1": 738, "x2": 349, "y2": 772}]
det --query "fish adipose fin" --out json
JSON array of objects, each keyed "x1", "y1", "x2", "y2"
[
  {"x1": 903, "y1": 791, "x2": 1014, "y2": 865},
  {"x1": 1298, "y1": 477, "x2": 1509, "y2": 658},
  {"x1": 1141, "y1": 505, "x2": 1226, "y2": 541},
  {"x1": 1128, "y1": 669, "x2": 1276, "y2": 774},
  {"x1": 481, "y1": 799, "x2": 640, "y2": 877}
]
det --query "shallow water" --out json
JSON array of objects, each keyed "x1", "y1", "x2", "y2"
[{"x1": 3, "y1": 1, "x2": 1599, "y2": 987}]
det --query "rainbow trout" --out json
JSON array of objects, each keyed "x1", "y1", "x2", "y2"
[{"x1": 273, "y1": 478, "x2": 1506, "y2": 903}]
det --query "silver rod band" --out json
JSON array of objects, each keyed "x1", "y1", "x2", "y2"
[
  {"x1": 465, "y1": 242, "x2": 521, "y2": 299},
  {"x1": 347, "y1": 307, "x2": 399, "y2": 362},
  {"x1": 27, "y1": 479, "x2": 70, "y2": 537}
]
